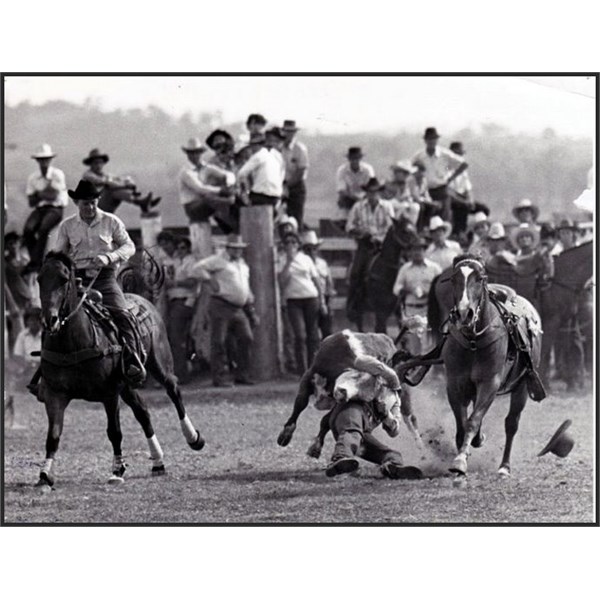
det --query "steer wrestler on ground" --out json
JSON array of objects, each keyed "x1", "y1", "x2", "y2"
[{"x1": 325, "y1": 368, "x2": 423, "y2": 479}]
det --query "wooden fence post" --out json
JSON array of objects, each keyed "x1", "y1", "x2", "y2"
[{"x1": 240, "y1": 205, "x2": 282, "y2": 381}]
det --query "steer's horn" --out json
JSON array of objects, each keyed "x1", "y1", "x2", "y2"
[{"x1": 353, "y1": 355, "x2": 400, "y2": 390}]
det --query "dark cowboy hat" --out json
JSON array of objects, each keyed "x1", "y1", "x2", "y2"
[
  {"x1": 346, "y1": 146, "x2": 363, "y2": 159},
  {"x1": 362, "y1": 177, "x2": 385, "y2": 192},
  {"x1": 68, "y1": 179, "x2": 102, "y2": 201},
  {"x1": 205, "y1": 129, "x2": 234, "y2": 150},
  {"x1": 246, "y1": 113, "x2": 267, "y2": 126},
  {"x1": 82, "y1": 148, "x2": 109, "y2": 165},
  {"x1": 282, "y1": 119, "x2": 299, "y2": 131},
  {"x1": 423, "y1": 127, "x2": 441, "y2": 140},
  {"x1": 538, "y1": 420, "x2": 575, "y2": 458},
  {"x1": 555, "y1": 218, "x2": 578, "y2": 231}
]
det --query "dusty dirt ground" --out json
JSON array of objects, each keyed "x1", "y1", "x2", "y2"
[{"x1": 2, "y1": 376, "x2": 595, "y2": 524}]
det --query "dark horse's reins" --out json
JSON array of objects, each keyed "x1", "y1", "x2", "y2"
[{"x1": 57, "y1": 268, "x2": 102, "y2": 329}]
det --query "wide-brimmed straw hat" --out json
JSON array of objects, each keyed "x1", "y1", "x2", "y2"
[
  {"x1": 68, "y1": 179, "x2": 102, "y2": 201},
  {"x1": 31, "y1": 144, "x2": 56, "y2": 159},
  {"x1": 538, "y1": 420, "x2": 575, "y2": 458},
  {"x1": 225, "y1": 234, "x2": 248, "y2": 249},
  {"x1": 488, "y1": 222, "x2": 507, "y2": 240},
  {"x1": 391, "y1": 160, "x2": 417, "y2": 174},
  {"x1": 276, "y1": 214, "x2": 299, "y2": 233},
  {"x1": 301, "y1": 230, "x2": 322, "y2": 246},
  {"x1": 512, "y1": 198, "x2": 540, "y2": 220},
  {"x1": 510, "y1": 223, "x2": 540, "y2": 248},
  {"x1": 469, "y1": 211, "x2": 490, "y2": 229},
  {"x1": 83, "y1": 148, "x2": 110, "y2": 165},
  {"x1": 181, "y1": 138, "x2": 207, "y2": 153},
  {"x1": 429, "y1": 216, "x2": 452, "y2": 235}
]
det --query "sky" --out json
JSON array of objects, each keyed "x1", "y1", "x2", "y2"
[{"x1": 3, "y1": 75, "x2": 596, "y2": 138}]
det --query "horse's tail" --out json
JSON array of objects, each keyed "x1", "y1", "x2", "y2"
[{"x1": 427, "y1": 274, "x2": 444, "y2": 344}]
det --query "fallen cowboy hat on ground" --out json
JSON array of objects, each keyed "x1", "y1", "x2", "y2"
[{"x1": 538, "y1": 419, "x2": 575, "y2": 457}]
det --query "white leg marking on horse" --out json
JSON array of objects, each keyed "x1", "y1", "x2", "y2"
[
  {"x1": 458, "y1": 266, "x2": 473, "y2": 315},
  {"x1": 41, "y1": 458, "x2": 54, "y2": 475},
  {"x1": 180, "y1": 415, "x2": 197, "y2": 444},
  {"x1": 147, "y1": 434, "x2": 164, "y2": 467}
]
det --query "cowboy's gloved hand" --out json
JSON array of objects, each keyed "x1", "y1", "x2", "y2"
[{"x1": 94, "y1": 254, "x2": 111, "y2": 267}]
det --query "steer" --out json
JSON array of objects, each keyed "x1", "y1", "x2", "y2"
[{"x1": 277, "y1": 329, "x2": 422, "y2": 456}]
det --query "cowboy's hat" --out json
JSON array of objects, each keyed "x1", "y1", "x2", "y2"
[
  {"x1": 510, "y1": 223, "x2": 540, "y2": 248},
  {"x1": 538, "y1": 419, "x2": 575, "y2": 458},
  {"x1": 555, "y1": 218, "x2": 578, "y2": 231},
  {"x1": 225, "y1": 234, "x2": 248, "y2": 249},
  {"x1": 276, "y1": 214, "x2": 299, "y2": 234},
  {"x1": 362, "y1": 177, "x2": 385, "y2": 192},
  {"x1": 301, "y1": 230, "x2": 322, "y2": 246},
  {"x1": 181, "y1": 138, "x2": 207, "y2": 153},
  {"x1": 512, "y1": 198, "x2": 540, "y2": 220},
  {"x1": 428, "y1": 216, "x2": 452, "y2": 235},
  {"x1": 68, "y1": 179, "x2": 102, "y2": 201},
  {"x1": 281, "y1": 119, "x2": 299, "y2": 132},
  {"x1": 391, "y1": 160, "x2": 416, "y2": 174},
  {"x1": 423, "y1": 127, "x2": 440, "y2": 140},
  {"x1": 469, "y1": 211, "x2": 490, "y2": 228},
  {"x1": 205, "y1": 129, "x2": 233, "y2": 150},
  {"x1": 82, "y1": 148, "x2": 109, "y2": 165},
  {"x1": 346, "y1": 146, "x2": 364, "y2": 159},
  {"x1": 31, "y1": 144, "x2": 56, "y2": 159},
  {"x1": 488, "y1": 222, "x2": 507, "y2": 240}
]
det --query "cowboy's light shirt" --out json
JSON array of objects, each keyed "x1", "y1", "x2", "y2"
[
  {"x1": 178, "y1": 162, "x2": 231, "y2": 205},
  {"x1": 194, "y1": 254, "x2": 253, "y2": 308},
  {"x1": 52, "y1": 208, "x2": 135, "y2": 269},
  {"x1": 166, "y1": 254, "x2": 198, "y2": 307},
  {"x1": 336, "y1": 161, "x2": 375, "y2": 197},
  {"x1": 237, "y1": 147, "x2": 285, "y2": 197},
  {"x1": 425, "y1": 239, "x2": 462, "y2": 271},
  {"x1": 393, "y1": 259, "x2": 442, "y2": 305},
  {"x1": 411, "y1": 146, "x2": 465, "y2": 189},
  {"x1": 346, "y1": 199, "x2": 394, "y2": 243},
  {"x1": 281, "y1": 139, "x2": 309, "y2": 185},
  {"x1": 26, "y1": 166, "x2": 68, "y2": 208}
]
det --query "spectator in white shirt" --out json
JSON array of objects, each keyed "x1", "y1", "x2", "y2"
[
  {"x1": 336, "y1": 147, "x2": 375, "y2": 218},
  {"x1": 412, "y1": 128, "x2": 467, "y2": 228},
  {"x1": 23, "y1": 144, "x2": 68, "y2": 273},
  {"x1": 425, "y1": 216, "x2": 462, "y2": 271}
]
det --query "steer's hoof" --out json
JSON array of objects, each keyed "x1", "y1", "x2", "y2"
[
  {"x1": 188, "y1": 430, "x2": 205, "y2": 451},
  {"x1": 151, "y1": 465, "x2": 166, "y2": 476},
  {"x1": 449, "y1": 455, "x2": 468, "y2": 476},
  {"x1": 277, "y1": 424, "x2": 296, "y2": 447},
  {"x1": 35, "y1": 471, "x2": 54, "y2": 489},
  {"x1": 306, "y1": 438, "x2": 323, "y2": 459}
]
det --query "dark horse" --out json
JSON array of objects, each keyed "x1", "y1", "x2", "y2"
[
  {"x1": 440, "y1": 256, "x2": 543, "y2": 477},
  {"x1": 364, "y1": 215, "x2": 420, "y2": 333},
  {"x1": 35, "y1": 252, "x2": 205, "y2": 487}
]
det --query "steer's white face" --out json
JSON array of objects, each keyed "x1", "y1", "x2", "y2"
[{"x1": 334, "y1": 369, "x2": 380, "y2": 402}]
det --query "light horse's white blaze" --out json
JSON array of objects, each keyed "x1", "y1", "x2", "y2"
[{"x1": 457, "y1": 265, "x2": 474, "y2": 319}]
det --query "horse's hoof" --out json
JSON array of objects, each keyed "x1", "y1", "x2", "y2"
[
  {"x1": 151, "y1": 465, "x2": 166, "y2": 476},
  {"x1": 306, "y1": 439, "x2": 323, "y2": 459},
  {"x1": 472, "y1": 433, "x2": 486, "y2": 448},
  {"x1": 108, "y1": 475, "x2": 125, "y2": 485},
  {"x1": 113, "y1": 465, "x2": 127, "y2": 478},
  {"x1": 453, "y1": 474, "x2": 468, "y2": 489},
  {"x1": 497, "y1": 466, "x2": 511, "y2": 478},
  {"x1": 35, "y1": 471, "x2": 54, "y2": 488},
  {"x1": 188, "y1": 430, "x2": 205, "y2": 451},
  {"x1": 277, "y1": 424, "x2": 296, "y2": 447},
  {"x1": 449, "y1": 456, "x2": 468, "y2": 476}
]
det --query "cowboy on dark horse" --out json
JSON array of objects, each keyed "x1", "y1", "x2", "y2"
[{"x1": 35, "y1": 179, "x2": 147, "y2": 388}]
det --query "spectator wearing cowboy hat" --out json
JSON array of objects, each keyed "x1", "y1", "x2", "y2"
[
  {"x1": 277, "y1": 232, "x2": 326, "y2": 375},
  {"x1": 336, "y1": 147, "x2": 375, "y2": 219},
  {"x1": 193, "y1": 234, "x2": 257, "y2": 387},
  {"x1": 345, "y1": 177, "x2": 394, "y2": 330},
  {"x1": 411, "y1": 128, "x2": 467, "y2": 227},
  {"x1": 467, "y1": 211, "x2": 491, "y2": 259},
  {"x1": 237, "y1": 128, "x2": 286, "y2": 209},
  {"x1": 23, "y1": 144, "x2": 68, "y2": 273},
  {"x1": 425, "y1": 216, "x2": 462, "y2": 271},
  {"x1": 280, "y1": 120, "x2": 309, "y2": 228},
  {"x1": 179, "y1": 137, "x2": 235, "y2": 257},
  {"x1": 512, "y1": 198, "x2": 541, "y2": 230},
  {"x1": 382, "y1": 160, "x2": 421, "y2": 225},
  {"x1": 551, "y1": 218, "x2": 579, "y2": 255},
  {"x1": 51, "y1": 179, "x2": 146, "y2": 386},
  {"x1": 484, "y1": 222, "x2": 518, "y2": 268},
  {"x1": 446, "y1": 141, "x2": 489, "y2": 238},
  {"x1": 511, "y1": 223, "x2": 541, "y2": 257},
  {"x1": 301, "y1": 229, "x2": 336, "y2": 338}
]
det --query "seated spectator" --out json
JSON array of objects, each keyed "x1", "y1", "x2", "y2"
[
  {"x1": 336, "y1": 147, "x2": 375, "y2": 218},
  {"x1": 165, "y1": 236, "x2": 198, "y2": 384},
  {"x1": 382, "y1": 160, "x2": 420, "y2": 225},
  {"x1": 425, "y1": 216, "x2": 462, "y2": 271},
  {"x1": 467, "y1": 212, "x2": 492, "y2": 260},
  {"x1": 301, "y1": 230, "x2": 336, "y2": 339},
  {"x1": 485, "y1": 223, "x2": 517, "y2": 268},
  {"x1": 277, "y1": 232, "x2": 326, "y2": 375}
]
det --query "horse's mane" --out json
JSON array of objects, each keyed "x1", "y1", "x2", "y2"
[{"x1": 43, "y1": 251, "x2": 73, "y2": 271}]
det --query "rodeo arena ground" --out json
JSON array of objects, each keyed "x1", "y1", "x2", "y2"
[{"x1": 2, "y1": 110, "x2": 596, "y2": 525}]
